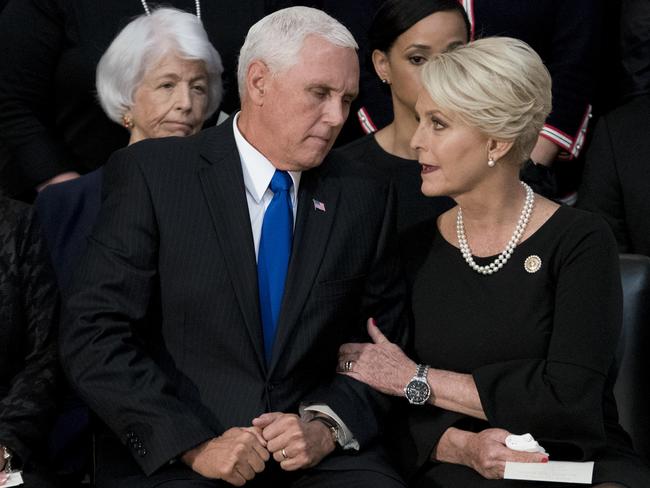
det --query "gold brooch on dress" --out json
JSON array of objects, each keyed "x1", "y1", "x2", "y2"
[{"x1": 524, "y1": 255, "x2": 542, "y2": 273}]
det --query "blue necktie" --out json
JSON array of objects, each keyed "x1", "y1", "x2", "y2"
[{"x1": 258, "y1": 170, "x2": 293, "y2": 364}]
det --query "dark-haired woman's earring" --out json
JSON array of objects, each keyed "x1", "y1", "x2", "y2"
[
  {"x1": 381, "y1": 78, "x2": 390, "y2": 85},
  {"x1": 488, "y1": 157, "x2": 496, "y2": 167}
]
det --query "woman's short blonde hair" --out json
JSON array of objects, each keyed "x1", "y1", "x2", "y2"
[{"x1": 421, "y1": 37, "x2": 552, "y2": 165}]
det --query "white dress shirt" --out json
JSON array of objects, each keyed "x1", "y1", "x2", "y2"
[
  {"x1": 232, "y1": 114, "x2": 358, "y2": 450},
  {"x1": 233, "y1": 113, "x2": 301, "y2": 260}
]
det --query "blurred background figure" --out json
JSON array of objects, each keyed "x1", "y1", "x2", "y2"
[
  {"x1": 0, "y1": 196, "x2": 59, "y2": 488},
  {"x1": 36, "y1": 7, "x2": 223, "y2": 290},
  {"x1": 576, "y1": 0, "x2": 650, "y2": 256},
  {"x1": 336, "y1": 0, "x2": 469, "y2": 233},
  {"x1": 577, "y1": 98, "x2": 650, "y2": 257},
  {"x1": 0, "y1": 0, "x2": 261, "y2": 201},
  {"x1": 618, "y1": 0, "x2": 650, "y2": 99}
]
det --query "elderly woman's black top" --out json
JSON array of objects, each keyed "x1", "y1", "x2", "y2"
[
  {"x1": 0, "y1": 0, "x2": 267, "y2": 196},
  {"x1": 395, "y1": 206, "x2": 650, "y2": 487},
  {"x1": 0, "y1": 196, "x2": 58, "y2": 467}
]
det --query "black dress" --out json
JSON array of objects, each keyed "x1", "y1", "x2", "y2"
[
  {"x1": 397, "y1": 206, "x2": 650, "y2": 487},
  {"x1": 335, "y1": 135, "x2": 453, "y2": 234}
]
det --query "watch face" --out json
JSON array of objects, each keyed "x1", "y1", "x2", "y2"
[{"x1": 406, "y1": 379, "x2": 430, "y2": 405}]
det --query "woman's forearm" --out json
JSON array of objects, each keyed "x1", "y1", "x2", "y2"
[
  {"x1": 427, "y1": 368, "x2": 487, "y2": 420},
  {"x1": 432, "y1": 427, "x2": 471, "y2": 464}
]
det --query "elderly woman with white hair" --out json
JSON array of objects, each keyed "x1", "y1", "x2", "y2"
[
  {"x1": 338, "y1": 37, "x2": 650, "y2": 487},
  {"x1": 36, "y1": 7, "x2": 222, "y2": 289}
]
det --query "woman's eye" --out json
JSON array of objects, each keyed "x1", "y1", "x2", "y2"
[
  {"x1": 159, "y1": 82, "x2": 174, "y2": 89},
  {"x1": 431, "y1": 118, "x2": 445, "y2": 130},
  {"x1": 409, "y1": 55, "x2": 426, "y2": 65},
  {"x1": 192, "y1": 84, "x2": 207, "y2": 94}
]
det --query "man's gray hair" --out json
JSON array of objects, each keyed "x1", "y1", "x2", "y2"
[
  {"x1": 96, "y1": 7, "x2": 223, "y2": 124},
  {"x1": 237, "y1": 6, "x2": 358, "y2": 99}
]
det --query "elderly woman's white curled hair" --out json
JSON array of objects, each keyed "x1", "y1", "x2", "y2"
[
  {"x1": 96, "y1": 7, "x2": 223, "y2": 124},
  {"x1": 421, "y1": 37, "x2": 552, "y2": 165}
]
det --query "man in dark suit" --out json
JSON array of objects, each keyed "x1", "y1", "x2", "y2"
[{"x1": 60, "y1": 6, "x2": 408, "y2": 487}]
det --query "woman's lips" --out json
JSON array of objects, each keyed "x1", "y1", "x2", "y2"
[
  {"x1": 421, "y1": 164, "x2": 439, "y2": 174},
  {"x1": 164, "y1": 121, "x2": 194, "y2": 132}
]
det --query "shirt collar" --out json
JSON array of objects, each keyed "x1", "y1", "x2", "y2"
[{"x1": 232, "y1": 112, "x2": 301, "y2": 204}]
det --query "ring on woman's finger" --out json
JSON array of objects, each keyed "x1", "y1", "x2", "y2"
[
  {"x1": 344, "y1": 360, "x2": 354, "y2": 372},
  {"x1": 281, "y1": 448, "x2": 288, "y2": 459}
]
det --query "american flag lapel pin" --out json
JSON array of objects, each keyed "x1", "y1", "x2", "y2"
[{"x1": 312, "y1": 199, "x2": 326, "y2": 212}]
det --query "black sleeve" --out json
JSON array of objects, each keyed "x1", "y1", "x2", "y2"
[
  {"x1": 540, "y1": 0, "x2": 602, "y2": 156},
  {"x1": 0, "y1": 0, "x2": 74, "y2": 187},
  {"x1": 473, "y1": 215, "x2": 621, "y2": 460},
  {"x1": 0, "y1": 206, "x2": 59, "y2": 466},
  {"x1": 303, "y1": 181, "x2": 410, "y2": 448},
  {"x1": 60, "y1": 150, "x2": 215, "y2": 475},
  {"x1": 620, "y1": 0, "x2": 650, "y2": 97},
  {"x1": 577, "y1": 115, "x2": 630, "y2": 252}
]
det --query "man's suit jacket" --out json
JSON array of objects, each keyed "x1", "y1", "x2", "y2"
[{"x1": 60, "y1": 119, "x2": 408, "y2": 478}]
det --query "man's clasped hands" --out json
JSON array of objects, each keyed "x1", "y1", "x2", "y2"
[{"x1": 181, "y1": 413, "x2": 336, "y2": 486}]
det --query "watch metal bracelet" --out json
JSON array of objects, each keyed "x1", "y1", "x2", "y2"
[
  {"x1": 417, "y1": 363, "x2": 428, "y2": 378},
  {"x1": 309, "y1": 416, "x2": 340, "y2": 446}
]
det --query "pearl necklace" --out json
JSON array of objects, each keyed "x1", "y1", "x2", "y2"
[
  {"x1": 140, "y1": 0, "x2": 201, "y2": 19},
  {"x1": 456, "y1": 182, "x2": 534, "y2": 275}
]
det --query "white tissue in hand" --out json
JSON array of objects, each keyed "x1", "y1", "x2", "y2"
[{"x1": 505, "y1": 433, "x2": 548, "y2": 455}]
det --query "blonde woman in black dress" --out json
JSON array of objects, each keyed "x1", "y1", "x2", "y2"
[{"x1": 338, "y1": 37, "x2": 650, "y2": 487}]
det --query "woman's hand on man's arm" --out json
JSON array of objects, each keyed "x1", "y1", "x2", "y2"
[
  {"x1": 433, "y1": 427, "x2": 549, "y2": 480},
  {"x1": 337, "y1": 318, "x2": 417, "y2": 397},
  {"x1": 338, "y1": 318, "x2": 486, "y2": 419}
]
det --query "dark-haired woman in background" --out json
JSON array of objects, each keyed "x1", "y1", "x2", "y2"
[{"x1": 336, "y1": 0, "x2": 469, "y2": 232}]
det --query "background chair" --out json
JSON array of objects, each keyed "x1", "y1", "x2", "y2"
[{"x1": 615, "y1": 253, "x2": 650, "y2": 464}]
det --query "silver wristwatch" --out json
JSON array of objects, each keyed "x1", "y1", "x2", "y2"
[{"x1": 404, "y1": 364, "x2": 431, "y2": 405}]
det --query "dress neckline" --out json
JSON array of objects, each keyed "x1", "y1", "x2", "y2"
[{"x1": 435, "y1": 204, "x2": 565, "y2": 260}]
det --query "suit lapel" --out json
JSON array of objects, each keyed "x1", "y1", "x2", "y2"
[
  {"x1": 269, "y1": 166, "x2": 340, "y2": 374},
  {"x1": 197, "y1": 124, "x2": 266, "y2": 373}
]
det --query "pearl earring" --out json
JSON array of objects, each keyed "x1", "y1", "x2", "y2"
[
  {"x1": 381, "y1": 78, "x2": 390, "y2": 84},
  {"x1": 488, "y1": 157, "x2": 496, "y2": 167}
]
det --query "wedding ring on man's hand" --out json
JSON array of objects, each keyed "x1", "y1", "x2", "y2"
[
  {"x1": 344, "y1": 360, "x2": 354, "y2": 372},
  {"x1": 281, "y1": 448, "x2": 288, "y2": 459}
]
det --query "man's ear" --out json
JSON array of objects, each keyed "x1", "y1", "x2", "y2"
[
  {"x1": 372, "y1": 49, "x2": 391, "y2": 85},
  {"x1": 246, "y1": 59, "x2": 270, "y2": 106}
]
